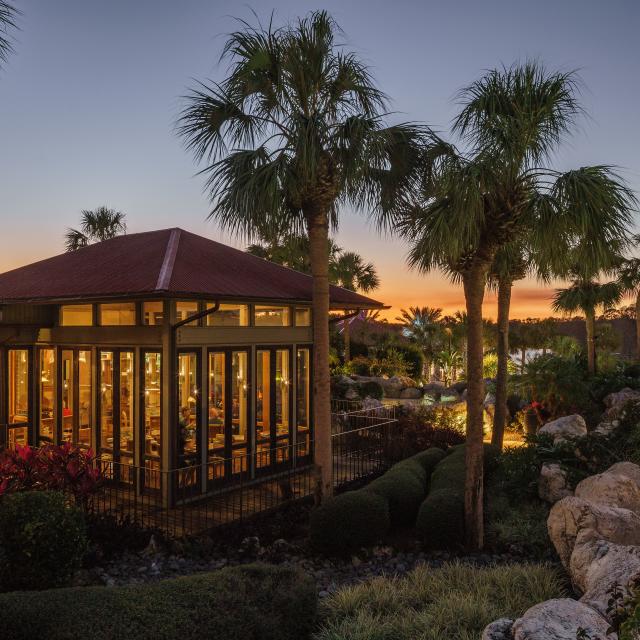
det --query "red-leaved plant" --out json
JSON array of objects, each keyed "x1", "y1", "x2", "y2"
[{"x1": 0, "y1": 443, "x2": 102, "y2": 505}]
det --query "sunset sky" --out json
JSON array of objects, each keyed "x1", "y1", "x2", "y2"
[{"x1": 0, "y1": 0, "x2": 638, "y2": 320}]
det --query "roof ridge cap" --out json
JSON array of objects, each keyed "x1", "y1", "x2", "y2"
[{"x1": 155, "y1": 229, "x2": 181, "y2": 291}]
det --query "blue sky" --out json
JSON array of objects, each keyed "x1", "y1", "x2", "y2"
[{"x1": 0, "y1": 0, "x2": 638, "y2": 317}]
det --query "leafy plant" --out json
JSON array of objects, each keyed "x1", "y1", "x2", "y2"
[{"x1": 0, "y1": 491, "x2": 87, "y2": 591}]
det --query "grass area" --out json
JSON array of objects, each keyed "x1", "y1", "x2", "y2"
[{"x1": 315, "y1": 561, "x2": 565, "y2": 640}]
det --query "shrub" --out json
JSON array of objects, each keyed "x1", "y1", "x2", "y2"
[
  {"x1": 416, "y1": 444, "x2": 497, "y2": 548},
  {"x1": 383, "y1": 344, "x2": 424, "y2": 380},
  {"x1": 316, "y1": 561, "x2": 565, "y2": 640},
  {"x1": 345, "y1": 355, "x2": 371, "y2": 376},
  {"x1": 310, "y1": 490, "x2": 390, "y2": 555},
  {"x1": 0, "y1": 491, "x2": 87, "y2": 591},
  {"x1": 357, "y1": 379, "x2": 383, "y2": 400},
  {"x1": 0, "y1": 563, "x2": 316, "y2": 640},
  {"x1": 391, "y1": 457, "x2": 428, "y2": 485},
  {"x1": 369, "y1": 348, "x2": 410, "y2": 378},
  {"x1": 366, "y1": 468, "x2": 426, "y2": 526},
  {"x1": 0, "y1": 443, "x2": 101, "y2": 504},
  {"x1": 411, "y1": 447, "x2": 447, "y2": 476}
]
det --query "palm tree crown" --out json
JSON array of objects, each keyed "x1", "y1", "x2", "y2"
[
  {"x1": 330, "y1": 251, "x2": 379, "y2": 293},
  {"x1": 0, "y1": 1, "x2": 18, "y2": 68},
  {"x1": 65, "y1": 207, "x2": 127, "y2": 251}
]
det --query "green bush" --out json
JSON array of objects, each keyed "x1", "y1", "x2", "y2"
[
  {"x1": 391, "y1": 457, "x2": 429, "y2": 485},
  {"x1": 0, "y1": 491, "x2": 87, "y2": 591},
  {"x1": 357, "y1": 380, "x2": 384, "y2": 400},
  {"x1": 0, "y1": 563, "x2": 316, "y2": 640},
  {"x1": 366, "y1": 468, "x2": 426, "y2": 526},
  {"x1": 316, "y1": 561, "x2": 565, "y2": 640},
  {"x1": 416, "y1": 444, "x2": 497, "y2": 548},
  {"x1": 345, "y1": 355, "x2": 371, "y2": 376},
  {"x1": 310, "y1": 490, "x2": 390, "y2": 555},
  {"x1": 411, "y1": 447, "x2": 447, "y2": 476}
]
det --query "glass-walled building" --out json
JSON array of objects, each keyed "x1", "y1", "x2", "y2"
[{"x1": 0, "y1": 228, "x2": 382, "y2": 504}]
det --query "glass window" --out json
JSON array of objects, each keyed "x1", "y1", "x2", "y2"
[
  {"x1": 295, "y1": 308, "x2": 311, "y2": 326},
  {"x1": 143, "y1": 353, "x2": 161, "y2": 460},
  {"x1": 275, "y1": 350, "x2": 290, "y2": 437},
  {"x1": 100, "y1": 352, "x2": 114, "y2": 456},
  {"x1": 119, "y1": 352, "x2": 134, "y2": 458},
  {"x1": 39, "y1": 348, "x2": 56, "y2": 443},
  {"x1": 143, "y1": 301, "x2": 164, "y2": 326},
  {"x1": 178, "y1": 353, "x2": 198, "y2": 463},
  {"x1": 256, "y1": 350, "x2": 270, "y2": 466},
  {"x1": 176, "y1": 301, "x2": 199, "y2": 326},
  {"x1": 8, "y1": 349, "x2": 29, "y2": 448},
  {"x1": 100, "y1": 302, "x2": 136, "y2": 326},
  {"x1": 78, "y1": 351, "x2": 92, "y2": 447},
  {"x1": 231, "y1": 351, "x2": 248, "y2": 474},
  {"x1": 60, "y1": 304, "x2": 93, "y2": 326},
  {"x1": 61, "y1": 350, "x2": 74, "y2": 442},
  {"x1": 208, "y1": 353, "x2": 225, "y2": 452},
  {"x1": 206, "y1": 303, "x2": 249, "y2": 327},
  {"x1": 297, "y1": 349, "x2": 311, "y2": 457},
  {"x1": 254, "y1": 305, "x2": 290, "y2": 327}
]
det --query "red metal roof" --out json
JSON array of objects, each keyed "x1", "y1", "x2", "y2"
[{"x1": 0, "y1": 228, "x2": 383, "y2": 308}]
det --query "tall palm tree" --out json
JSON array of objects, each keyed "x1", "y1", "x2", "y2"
[
  {"x1": 330, "y1": 251, "x2": 379, "y2": 361},
  {"x1": 616, "y1": 246, "x2": 640, "y2": 358},
  {"x1": 552, "y1": 276, "x2": 623, "y2": 374},
  {"x1": 0, "y1": 1, "x2": 18, "y2": 69},
  {"x1": 396, "y1": 306, "x2": 443, "y2": 379},
  {"x1": 65, "y1": 207, "x2": 127, "y2": 251},
  {"x1": 391, "y1": 63, "x2": 635, "y2": 549},
  {"x1": 177, "y1": 11, "x2": 424, "y2": 500}
]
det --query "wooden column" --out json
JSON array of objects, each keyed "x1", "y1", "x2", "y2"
[{"x1": 161, "y1": 299, "x2": 176, "y2": 508}]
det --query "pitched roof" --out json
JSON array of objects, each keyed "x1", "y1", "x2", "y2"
[{"x1": 0, "y1": 228, "x2": 383, "y2": 308}]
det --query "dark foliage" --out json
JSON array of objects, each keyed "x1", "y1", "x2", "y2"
[
  {"x1": 0, "y1": 491, "x2": 87, "y2": 591},
  {"x1": 0, "y1": 564, "x2": 317, "y2": 640}
]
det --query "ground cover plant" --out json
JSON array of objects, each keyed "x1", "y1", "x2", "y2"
[
  {"x1": 0, "y1": 564, "x2": 316, "y2": 640},
  {"x1": 315, "y1": 561, "x2": 566, "y2": 640}
]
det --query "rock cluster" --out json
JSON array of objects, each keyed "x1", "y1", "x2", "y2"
[{"x1": 484, "y1": 458, "x2": 640, "y2": 639}]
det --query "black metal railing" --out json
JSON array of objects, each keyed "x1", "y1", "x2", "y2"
[{"x1": 85, "y1": 404, "x2": 398, "y2": 537}]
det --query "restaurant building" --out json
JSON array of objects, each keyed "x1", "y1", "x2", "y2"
[{"x1": 0, "y1": 228, "x2": 381, "y2": 504}]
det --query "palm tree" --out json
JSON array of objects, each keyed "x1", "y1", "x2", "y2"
[
  {"x1": 396, "y1": 306, "x2": 443, "y2": 379},
  {"x1": 0, "y1": 1, "x2": 18, "y2": 69},
  {"x1": 616, "y1": 246, "x2": 640, "y2": 358},
  {"x1": 552, "y1": 276, "x2": 623, "y2": 374},
  {"x1": 392, "y1": 62, "x2": 635, "y2": 549},
  {"x1": 330, "y1": 251, "x2": 379, "y2": 361},
  {"x1": 488, "y1": 243, "x2": 528, "y2": 448},
  {"x1": 65, "y1": 207, "x2": 127, "y2": 251},
  {"x1": 177, "y1": 11, "x2": 424, "y2": 500}
]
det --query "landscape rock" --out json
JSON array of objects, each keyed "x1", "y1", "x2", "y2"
[
  {"x1": 592, "y1": 420, "x2": 620, "y2": 437},
  {"x1": 344, "y1": 386, "x2": 360, "y2": 400},
  {"x1": 511, "y1": 598, "x2": 613, "y2": 640},
  {"x1": 575, "y1": 470, "x2": 640, "y2": 514},
  {"x1": 607, "y1": 462, "x2": 640, "y2": 490},
  {"x1": 603, "y1": 388, "x2": 640, "y2": 419},
  {"x1": 547, "y1": 496, "x2": 640, "y2": 569},
  {"x1": 399, "y1": 386, "x2": 423, "y2": 399},
  {"x1": 538, "y1": 414, "x2": 587, "y2": 443},
  {"x1": 573, "y1": 539, "x2": 640, "y2": 615},
  {"x1": 538, "y1": 462, "x2": 573, "y2": 504},
  {"x1": 482, "y1": 618, "x2": 514, "y2": 640},
  {"x1": 361, "y1": 396, "x2": 384, "y2": 410},
  {"x1": 484, "y1": 392, "x2": 496, "y2": 407}
]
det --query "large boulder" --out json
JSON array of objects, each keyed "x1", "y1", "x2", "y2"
[
  {"x1": 608, "y1": 462, "x2": 640, "y2": 490},
  {"x1": 512, "y1": 599, "x2": 613, "y2": 639},
  {"x1": 573, "y1": 539, "x2": 640, "y2": 616},
  {"x1": 538, "y1": 462, "x2": 573, "y2": 504},
  {"x1": 575, "y1": 470, "x2": 640, "y2": 514},
  {"x1": 399, "y1": 386, "x2": 423, "y2": 399},
  {"x1": 361, "y1": 396, "x2": 384, "y2": 411},
  {"x1": 547, "y1": 496, "x2": 640, "y2": 569},
  {"x1": 379, "y1": 376, "x2": 406, "y2": 398},
  {"x1": 482, "y1": 618, "x2": 514, "y2": 640},
  {"x1": 538, "y1": 414, "x2": 587, "y2": 443}
]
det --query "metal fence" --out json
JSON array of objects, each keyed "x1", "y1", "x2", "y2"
[{"x1": 88, "y1": 404, "x2": 398, "y2": 537}]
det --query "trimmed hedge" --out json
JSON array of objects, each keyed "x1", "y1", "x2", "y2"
[
  {"x1": 0, "y1": 564, "x2": 317, "y2": 640},
  {"x1": 366, "y1": 448, "x2": 446, "y2": 527},
  {"x1": 310, "y1": 490, "x2": 390, "y2": 555},
  {"x1": 366, "y1": 468, "x2": 426, "y2": 526},
  {"x1": 0, "y1": 491, "x2": 87, "y2": 591},
  {"x1": 416, "y1": 444, "x2": 497, "y2": 549}
]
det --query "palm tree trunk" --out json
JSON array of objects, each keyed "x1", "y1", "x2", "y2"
[
  {"x1": 343, "y1": 318, "x2": 351, "y2": 362},
  {"x1": 636, "y1": 291, "x2": 640, "y2": 360},
  {"x1": 586, "y1": 308, "x2": 596, "y2": 375},
  {"x1": 492, "y1": 276, "x2": 512, "y2": 450},
  {"x1": 521, "y1": 347, "x2": 526, "y2": 373},
  {"x1": 307, "y1": 214, "x2": 333, "y2": 502},
  {"x1": 462, "y1": 264, "x2": 487, "y2": 551}
]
